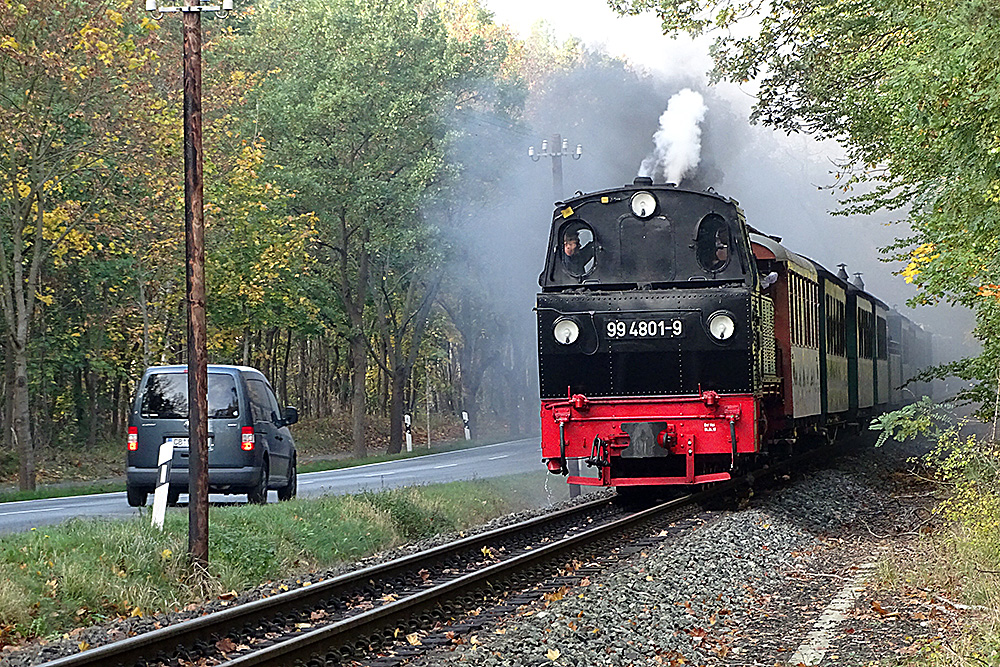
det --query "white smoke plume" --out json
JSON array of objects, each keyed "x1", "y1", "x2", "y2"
[{"x1": 638, "y1": 88, "x2": 708, "y2": 185}]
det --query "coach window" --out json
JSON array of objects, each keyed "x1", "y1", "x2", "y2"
[
  {"x1": 560, "y1": 223, "x2": 596, "y2": 277},
  {"x1": 696, "y1": 214, "x2": 731, "y2": 273}
]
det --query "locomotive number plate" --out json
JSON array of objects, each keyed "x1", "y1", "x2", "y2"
[{"x1": 605, "y1": 318, "x2": 684, "y2": 339}]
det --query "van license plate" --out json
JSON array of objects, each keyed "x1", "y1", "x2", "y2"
[{"x1": 166, "y1": 437, "x2": 214, "y2": 451}]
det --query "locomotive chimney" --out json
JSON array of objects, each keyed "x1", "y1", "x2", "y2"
[{"x1": 633, "y1": 176, "x2": 653, "y2": 186}]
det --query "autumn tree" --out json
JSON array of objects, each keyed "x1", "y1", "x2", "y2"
[{"x1": 0, "y1": 0, "x2": 163, "y2": 488}]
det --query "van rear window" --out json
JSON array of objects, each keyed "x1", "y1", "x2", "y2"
[{"x1": 140, "y1": 373, "x2": 239, "y2": 419}]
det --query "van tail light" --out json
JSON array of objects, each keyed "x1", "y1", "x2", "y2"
[
  {"x1": 241, "y1": 427, "x2": 255, "y2": 451},
  {"x1": 127, "y1": 427, "x2": 138, "y2": 451}
]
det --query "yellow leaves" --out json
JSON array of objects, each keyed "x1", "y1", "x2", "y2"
[
  {"x1": 160, "y1": 548, "x2": 173, "y2": 560},
  {"x1": 546, "y1": 648, "x2": 561, "y2": 661},
  {"x1": 0, "y1": 35, "x2": 19, "y2": 51},
  {"x1": 900, "y1": 242, "x2": 940, "y2": 284},
  {"x1": 108, "y1": 9, "x2": 125, "y2": 27}
]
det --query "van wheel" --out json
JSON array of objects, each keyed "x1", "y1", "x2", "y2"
[
  {"x1": 247, "y1": 461, "x2": 269, "y2": 505},
  {"x1": 167, "y1": 487, "x2": 181, "y2": 506},
  {"x1": 277, "y1": 458, "x2": 297, "y2": 501},
  {"x1": 127, "y1": 485, "x2": 148, "y2": 508}
]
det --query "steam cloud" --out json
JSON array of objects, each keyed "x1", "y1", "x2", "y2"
[{"x1": 638, "y1": 88, "x2": 708, "y2": 185}]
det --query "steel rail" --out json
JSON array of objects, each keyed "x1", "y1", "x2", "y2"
[
  {"x1": 37, "y1": 496, "x2": 618, "y2": 667},
  {"x1": 216, "y1": 492, "x2": 699, "y2": 667}
]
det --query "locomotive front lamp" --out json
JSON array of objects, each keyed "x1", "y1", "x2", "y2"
[
  {"x1": 553, "y1": 318, "x2": 580, "y2": 345},
  {"x1": 707, "y1": 311, "x2": 736, "y2": 341},
  {"x1": 630, "y1": 191, "x2": 657, "y2": 219}
]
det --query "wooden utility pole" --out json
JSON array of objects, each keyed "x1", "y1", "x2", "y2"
[
  {"x1": 147, "y1": 0, "x2": 229, "y2": 567},
  {"x1": 182, "y1": 0, "x2": 209, "y2": 568}
]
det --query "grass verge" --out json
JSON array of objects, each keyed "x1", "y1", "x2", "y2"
[
  {"x1": 876, "y1": 521, "x2": 1000, "y2": 666},
  {"x1": 0, "y1": 473, "x2": 552, "y2": 646},
  {"x1": 872, "y1": 405, "x2": 1000, "y2": 665}
]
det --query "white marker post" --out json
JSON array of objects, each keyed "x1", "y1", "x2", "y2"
[
  {"x1": 404, "y1": 413, "x2": 413, "y2": 452},
  {"x1": 462, "y1": 411, "x2": 471, "y2": 441},
  {"x1": 150, "y1": 440, "x2": 175, "y2": 530}
]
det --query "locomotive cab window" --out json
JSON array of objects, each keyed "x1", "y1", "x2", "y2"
[
  {"x1": 560, "y1": 224, "x2": 595, "y2": 277},
  {"x1": 695, "y1": 214, "x2": 731, "y2": 273}
]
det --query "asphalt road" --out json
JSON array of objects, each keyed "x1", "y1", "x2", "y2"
[{"x1": 0, "y1": 438, "x2": 549, "y2": 535}]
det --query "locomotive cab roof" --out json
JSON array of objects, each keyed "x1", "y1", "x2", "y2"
[{"x1": 541, "y1": 181, "x2": 758, "y2": 291}]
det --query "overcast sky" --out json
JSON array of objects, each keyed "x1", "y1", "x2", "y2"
[{"x1": 484, "y1": 0, "x2": 719, "y2": 82}]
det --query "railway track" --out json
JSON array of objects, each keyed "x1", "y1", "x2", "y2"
[
  {"x1": 38, "y1": 493, "x2": 680, "y2": 667},
  {"x1": 37, "y1": 440, "x2": 848, "y2": 667}
]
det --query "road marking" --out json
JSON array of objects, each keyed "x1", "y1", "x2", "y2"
[
  {"x1": 363, "y1": 471, "x2": 398, "y2": 478},
  {"x1": 789, "y1": 560, "x2": 878, "y2": 666},
  {"x1": 433, "y1": 464, "x2": 458, "y2": 469},
  {"x1": 488, "y1": 455, "x2": 509, "y2": 460},
  {"x1": 0, "y1": 506, "x2": 67, "y2": 517}
]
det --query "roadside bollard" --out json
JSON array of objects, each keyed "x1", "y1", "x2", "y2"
[
  {"x1": 462, "y1": 411, "x2": 471, "y2": 440},
  {"x1": 151, "y1": 440, "x2": 174, "y2": 530},
  {"x1": 404, "y1": 413, "x2": 413, "y2": 452}
]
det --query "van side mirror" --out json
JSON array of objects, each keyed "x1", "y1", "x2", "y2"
[{"x1": 282, "y1": 406, "x2": 298, "y2": 426}]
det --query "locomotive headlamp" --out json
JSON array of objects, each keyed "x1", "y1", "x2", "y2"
[
  {"x1": 553, "y1": 317, "x2": 580, "y2": 345},
  {"x1": 707, "y1": 311, "x2": 736, "y2": 341},
  {"x1": 630, "y1": 191, "x2": 657, "y2": 219}
]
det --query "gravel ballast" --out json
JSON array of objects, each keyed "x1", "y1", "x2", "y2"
[{"x1": 405, "y1": 440, "x2": 955, "y2": 667}]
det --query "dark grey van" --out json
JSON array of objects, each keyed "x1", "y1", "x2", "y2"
[{"x1": 126, "y1": 365, "x2": 298, "y2": 507}]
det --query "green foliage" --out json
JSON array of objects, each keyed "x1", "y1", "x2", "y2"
[
  {"x1": 926, "y1": 431, "x2": 1000, "y2": 536},
  {"x1": 870, "y1": 396, "x2": 955, "y2": 447},
  {"x1": 358, "y1": 488, "x2": 454, "y2": 540}
]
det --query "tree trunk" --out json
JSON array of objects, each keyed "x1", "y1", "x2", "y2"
[
  {"x1": 349, "y1": 329, "x2": 367, "y2": 458},
  {"x1": 85, "y1": 367, "x2": 99, "y2": 448},
  {"x1": 111, "y1": 377, "x2": 121, "y2": 436},
  {"x1": 4, "y1": 339, "x2": 14, "y2": 455},
  {"x1": 138, "y1": 281, "x2": 151, "y2": 369},
  {"x1": 297, "y1": 335, "x2": 307, "y2": 416},
  {"x1": 386, "y1": 365, "x2": 406, "y2": 454},
  {"x1": 12, "y1": 346, "x2": 33, "y2": 491},
  {"x1": 242, "y1": 324, "x2": 251, "y2": 366},
  {"x1": 281, "y1": 328, "x2": 291, "y2": 406}
]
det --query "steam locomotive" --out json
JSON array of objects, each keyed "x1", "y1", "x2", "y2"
[{"x1": 536, "y1": 178, "x2": 931, "y2": 489}]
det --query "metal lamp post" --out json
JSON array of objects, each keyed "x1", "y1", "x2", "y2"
[
  {"x1": 145, "y1": 0, "x2": 232, "y2": 568},
  {"x1": 528, "y1": 134, "x2": 582, "y2": 201}
]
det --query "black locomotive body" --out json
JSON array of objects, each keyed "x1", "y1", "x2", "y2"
[{"x1": 537, "y1": 178, "x2": 930, "y2": 488}]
